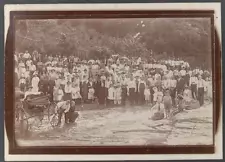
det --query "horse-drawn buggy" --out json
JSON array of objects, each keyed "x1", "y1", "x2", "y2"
[{"x1": 15, "y1": 89, "x2": 59, "y2": 134}]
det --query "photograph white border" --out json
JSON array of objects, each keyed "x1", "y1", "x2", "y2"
[{"x1": 4, "y1": 3, "x2": 222, "y2": 161}]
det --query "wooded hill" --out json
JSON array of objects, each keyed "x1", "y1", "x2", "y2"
[{"x1": 15, "y1": 18, "x2": 212, "y2": 69}]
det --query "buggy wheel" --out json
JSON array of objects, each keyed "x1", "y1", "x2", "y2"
[
  {"x1": 49, "y1": 113, "x2": 58, "y2": 127},
  {"x1": 16, "y1": 107, "x2": 30, "y2": 135},
  {"x1": 14, "y1": 101, "x2": 22, "y2": 123}
]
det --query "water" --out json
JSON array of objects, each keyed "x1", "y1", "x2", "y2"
[{"x1": 16, "y1": 104, "x2": 213, "y2": 146}]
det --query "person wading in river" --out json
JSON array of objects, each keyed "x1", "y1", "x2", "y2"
[{"x1": 55, "y1": 100, "x2": 71, "y2": 126}]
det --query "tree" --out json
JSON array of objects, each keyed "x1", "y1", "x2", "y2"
[{"x1": 14, "y1": 18, "x2": 212, "y2": 69}]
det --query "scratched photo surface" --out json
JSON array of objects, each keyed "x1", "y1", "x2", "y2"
[{"x1": 14, "y1": 18, "x2": 213, "y2": 146}]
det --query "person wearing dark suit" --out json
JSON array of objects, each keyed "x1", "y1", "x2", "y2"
[
  {"x1": 121, "y1": 76, "x2": 128, "y2": 106},
  {"x1": 176, "y1": 75, "x2": 185, "y2": 95},
  {"x1": 127, "y1": 76, "x2": 136, "y2": 106},
  {"x1": 98, "y1": 76, "x2": 107, "y2": 105},
  {"x1": 138, "y1": 77, "x2": 146, "y2": 105},
  {"x1": 134, "y1": 76, "x2": 140, "y2": 105}
]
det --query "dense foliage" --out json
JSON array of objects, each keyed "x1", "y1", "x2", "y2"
[{"x1": 15, "y1": 18, "x2": 212, "y2": 69}]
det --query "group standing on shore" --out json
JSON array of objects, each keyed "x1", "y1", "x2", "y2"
[{"x1": 15, "y1": 50, "x2": 212, "y2": 121}]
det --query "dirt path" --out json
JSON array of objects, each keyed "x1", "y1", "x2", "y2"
[{"x1": 16, "y1": 104, "x2": 213, "y2": 146}]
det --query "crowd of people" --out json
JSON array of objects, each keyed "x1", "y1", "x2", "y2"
[{"x1": 14, "y1": 50, "x2": 212, "y2": 121}]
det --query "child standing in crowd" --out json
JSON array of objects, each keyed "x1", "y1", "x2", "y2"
[
  {"x1": 183, "y1": 85, "x2": 192, "y2": 102},
  {"x1": 163, "y1": 89, "x2": 173, "y2": 119},
  {"x1": 144, "y1": 86, "x2": 151, "y2": 105},
  {"x1": 150, "y1": 88, "x2": 165, "y2": 120},
  {"x1": 19, "y1": 75, "x2": 26, "y2": 92},
  {"x1": 88, "y1": 86, "x2": 95, "y2": 103}
]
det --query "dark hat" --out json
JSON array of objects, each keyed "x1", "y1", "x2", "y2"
[
  {"x1": 177, "y1": 94, "x2": 183, "y2": 99},
  {"x1": 165, "y1": 88, "x2": 170, "y2": 92}
]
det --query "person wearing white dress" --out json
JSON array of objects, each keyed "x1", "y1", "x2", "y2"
[
  {"x1": 144, "y1": 86, "x2": 151, "y2": 105},
  {"x1": 107, "y1": 84, "x2": 115, "y2": 107},
  {"x1": 114, "y1": 84, "x2": 122, "y2": 105},
  {"x1": 53, "y1": 86, "x2": 64, "y2": 102},
  {"x1": 31, "y1": 72, "x2": 40, "y2": 92},
  {"x1": 71, "y1": 83, "x2": 82, "y2": 104}
]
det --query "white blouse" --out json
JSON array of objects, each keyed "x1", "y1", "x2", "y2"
[
  {"x1": 190, "y1": 77, "x2": 198, "y2": 85},
  {"x1": 71, "y1": 87, "x2": 81, "y2": 99},
  {"x1": 127, "y1": 80, "x2": 136, "y2": 89},
  {"x1": 108, "y1": 87, "x2": 115, "y2": 100},
  {"x1": 197, "y1": 79, "x2": 206, "y2": 88},
  {"x1": 65, "y1": 85, "x2": 72, "y2": 93}
]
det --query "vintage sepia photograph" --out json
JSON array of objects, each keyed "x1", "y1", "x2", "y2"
[{"x1": 12, "y1": 16, "x2": 215, "y2": 147}]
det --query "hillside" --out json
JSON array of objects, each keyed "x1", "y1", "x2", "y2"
[{"x1": 15, "y1": 18, "x2": 211, "y2": 69}]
